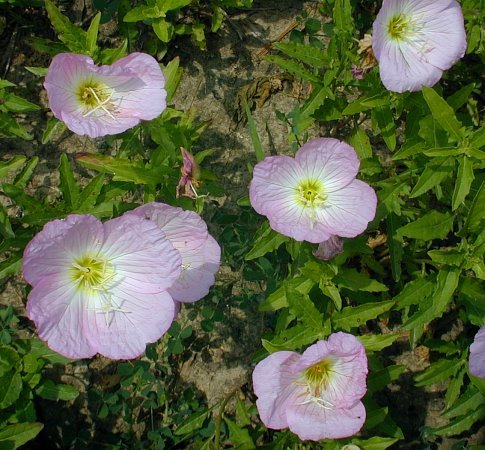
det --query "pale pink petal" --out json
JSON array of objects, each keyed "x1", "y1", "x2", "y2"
[
  {"x1": 313, "y1": 236, "x2": 344, "y2": 261},
  {"x1": 318, "y1": 179, "x2": 377, "y2": 238},
  {"x1": 295, "y1": 138, "x2": 360, "y2": 191},
  {"x1": 106, "y1": 52, "x2": 166, "y2": 121},
  {"x1": 101, "y1": 215, "x2": 181, "y2": 293},
  {"x1": 84, "y1": 290, "x2": 176, "y2": 360},
  {"x1": 26, "y1": 274, "x2": 96, "y2": 359},
  {"x1": 22, "y1": 215, "x2": 104, "y2": 286},
  {"x1": 286, "y1": 400, "x2": 366, "y2": 440},
  {"x1": 169, "y1": 235, "x2": 221, "y2": 303},
  {"x1": 470, "y1": 327, "x2": 485, "y2": 378},
  {"x1": 252, "y1": 351, "x2": 301, "y2": 429},
  {"x1": 128, "y1": 203, "x2": 221, "y2": 302}
]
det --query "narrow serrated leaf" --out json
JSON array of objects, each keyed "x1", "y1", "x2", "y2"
[
  {"x1": 452, "y1": 155, "x2": 474, "y2": 210},
  {"x1": 397, "y1": 211, "x2": 454, "y2": 241}
]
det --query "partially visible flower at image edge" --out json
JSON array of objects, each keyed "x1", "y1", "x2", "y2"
[
  {"x1": 22, "y1": 214, "x2": 181, "y2": 360},
  {"x1": 372, "y1": 0, "x2": 466, "y2": 93},
  {"x1": 128, "y1": 202, "x2": 221, "y2": 303},
  {"x1": 469, "y1": 326, "x2": 485, "y2": 378},
  {"x1": 44, "y1": 52, "x2": 167, "y2": 138},
  {"x1": 252, "y1": 332, "x2": 368, "y2": 441},
  {"x1": 249, "y1": 137, "x2": 377, "y2": 244}
]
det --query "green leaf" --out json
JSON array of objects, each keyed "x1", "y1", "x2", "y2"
[
  {"x1": 152, "y1": 18, "x2": 174, "y2": 43},
  {"x1": 14, "y1": 157, "x2": 38, "y2": 189},
  {"x1": 0, "y1": 371, "x2": 22, "y2": 408},
  {"x1": 99, "y1": 40, "x2": 128, "y2": 65},
  {"x1": 265, "y1": 55, "x2": 320, "y2": 83},
  {"x1": 334, "y1": 268, "x2": 388, "y2": 292},
  {"x1": 262, "y1": 323, "x2": 323, "y2": 352},
  {"x1": 367, "y1": 365, "x2": 406, "y2": 393},
  {"x1": 25, "y1": 66, "x2": 48, "y2": 77},
  {"x1": 0, "y1": 112, "x2": 33, "y2": 140},
  {"x1": 25, "y1": 339, "x2": 71, "y2": 365},
  {"x1": 0, "y1": 253, "x2": 22, "y2": 281},
  {"x1": 35, "y1": 380, "x2": 79, "y2": 401},
  {"x1": 286, "y1": 287, "x2": 324, "y2": 331},
  {"x1": 447, "y1": 83, "x2": 475, "y2": 110},
  {"x1": 244, "y1": 101, "x2": 265, "y2": 163},
  {"x1": 410, "y1": 156, "x2": 455, "y2": 198},
  {"x1": 76, "y1": 153, "x2": 162, "y2": 186},
  {"x1": 174, "y1": 409, "x2": 210, "y2": 436},
  {"x1": 0, "y1": 423, "x2": 43, "y2": 449},
  {"x1": 163, "y1": 57, "x2": 183, "y2": 103},
  {"x1": 42, "y1": 117, "x2": 67, "y2": 144},
  {"x1": 59, "y1": 153, "x2": 79, "y2": 209},
  {"x1": 387, "y1": 213, "x2": 403, "y2": 281},
  {"x1": 349, "y1": 126, "x2": 372, "y2": 159},
  {"x1": 443, "y1": 385, "x2": 484, "y2": 419},
  {"x1": 86, "y1": 12, "x2": 101, "y2": 55},
  {"x1": 224, "y1": 417, "x2": 255, "y2": 449},
  {"x1": 397, "y1": 211, "x2": 454, "y2": 241},
  {"x1": 352, "y1": 436, "x2": 399, "y2": 450},
  {"x1": 0, "y1": 205, "x2": 14, "y2": 239},
  {"x1": 432, "y1": 268, "x2": 460, "y2": 316},
  {"x1": 44, "y1": 0, "x2": 87, "y2": 53},
  {"x1": 433, "y1": 405, "x2": 485, "y2": 437},
  {"x1": 462, "y1": 180, "x2": 485, "y2": 233},
  {"x1": 343, "y1": 93, "x2": 389, "y2": 115},
  {"x1": 246, "y1": 222, "x2": 288, "y2": 260},
  {"x1": 452, "y1": 155, "x2": 474, "y2": 210},
  {"x1": 372, "y1": 106, "x2": 396, "y2": 151},
  {"x1": 332, "y1": 300, "x2": 395, "y2": 331},
  {"x1": 414, "y1": 358, "x2": 463, "y2": 387},
  {"x1": 159, "y1": 0, "x2": 192, "y2": 12},
  {"x1": 422, "y1": 86, "x2": 465, "y2": 141},
  {"x1": 0, "y1": 156, "x2": 26, "y2": 179},
  {"x1": 358, "y1": 334, "x2": 400, "y2": 352},
  {"x1": 394, "y1": 277, "x2": 435, "y2": 309},
  {"x1": 273, "y1": 42, "x2": 330, "y2": 67},
  {"x1": 123, "y1": 5, "x2": 162, "y2": 22},
  {"x1": 0, "y1": 346, "x2": 19, "y2": 377},
  {"x1": 76, "y1": 174, "x2": 105, "y2": 212},
  {"x1": 3, "y1": 93, "x2": 40, "y2": 113},
  {"x1": 259, "y1": 277, "x2": 314, "y2": 311}
]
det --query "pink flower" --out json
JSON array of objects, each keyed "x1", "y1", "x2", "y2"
[
  {"x1": 44, "y1": 52, "x2": 167, "y2": 138},
  {"x1": 470, "y1": 326, "x2": 485, "y2": 378},
  {"x1": 252, "y1": 333, "x2": 368, "y2": 441},
  {"x1": 22, "y1": 214, "x2": 181, "y2": 360},
  {"x1": 176, "y1": 148, "x2": 201, "y2": 199},
  {"x1": 372, "y1": 0, "x2": 466, "y2": 93},
  {"x1": 249, "y1": 138, "x2": 377, "y2": 243},
  {"x1": 313, "y1": 236, "x2": 344, "y2": 261},
  {"x1": 128, "y1": 202, "x2": 220, "y2": 303}
]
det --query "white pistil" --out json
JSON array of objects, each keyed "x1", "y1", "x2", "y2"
[{"x1": 82, "y1": 87, "x2": 116, "y2": 120}]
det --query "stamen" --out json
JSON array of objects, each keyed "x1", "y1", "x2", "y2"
[{"x1": 82, "y1": 87, "x2": 116, "y2": 120}]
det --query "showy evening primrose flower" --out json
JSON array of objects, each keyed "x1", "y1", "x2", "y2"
[
  {"x1": 23, "y1": 214, "x2": 181, "y2": 360},
  {"x1": 44, "y1": 53, "x2": 167, "y2": 138},
  {"x1": 252, "y1": 333, "x2": 368, "y2": 441},
  {"x1": 372, "y1": 0, "x2": 466, "y2": 93},
  {"x1": 470, "y1": 326, "x2": 485, "y2": 378},
  {"x1": 128, "y1": 202, "x2": 221, "y2": 303},
  {"x1": 249, "y1": 138, "x2": 377, "y2": 244}
]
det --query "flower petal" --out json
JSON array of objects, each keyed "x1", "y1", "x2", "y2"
[
  {"x1": 105, "y1": 52, "x2": 166, "y2": 121},
  {"x1": 295, "y1": 138, "x2": 360, "y2": 191},
  {"x1": 101, "y1": 214, "x2": 181, "y2": 293},
  {"x1": 253, "y1": 351, "x2": 301, "y2": 429},
  {"x1": 26, "y1": 274, "x2": 96, "y2": 359},
  {"x1": 169, "y1": 235, "x2": 221, "y2": 303},
  {"x1": 470, "y1": 326, "x2": 485, "y2": 378},
  {"x1": 22, "y1": 215, "x2": 104, "y2": 286},
  {"x1": 286, "y1": 400, "x2": 366, "y2": 440},
  {"x1": 317, "y1": 179, "x2": 377, "y2": 238},
  {"x1": 313, "y1": 236, "x2": 344, "y2": 261},
  {"x1": 84, "y1": 290, "x2": 176, "y2": 360}
]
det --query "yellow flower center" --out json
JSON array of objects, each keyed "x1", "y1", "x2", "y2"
[
  {"x1": 387, "y1": 14, "x2": 411, "y2": 40},
  {"x1": 71, "y1": 255, "x2": 114, "y2": 292},
  {"x1": 77, "y1": 80, "x2": 115, "y2": 118},
  {"x1": 304, "y1": 358, "x2": 333, "y2": 393},
  {"x1": 296, "y1": 179, "x2": 327, "y2": 208}
]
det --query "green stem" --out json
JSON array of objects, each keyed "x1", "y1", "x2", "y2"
[{"x1": 213, "y1": 390, "x2": 236, "y2": 450}]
